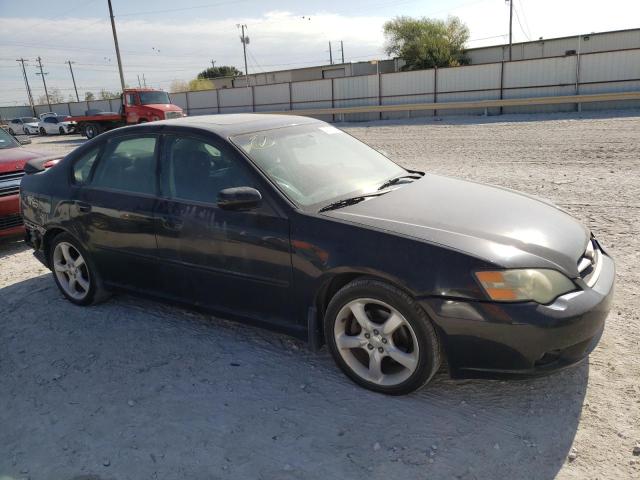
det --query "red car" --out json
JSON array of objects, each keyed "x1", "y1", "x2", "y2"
[{"x1": 0, "y1": 128, "x2": 57, "y2": 238}]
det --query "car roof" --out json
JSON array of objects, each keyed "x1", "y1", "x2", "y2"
[{"x1": 139, "y1": 113, "x2": 322, "y2": 137}]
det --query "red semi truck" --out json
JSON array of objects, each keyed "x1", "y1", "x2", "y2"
[{"x1": 71, "y1": 88, "x2": 185, "y2": 139}]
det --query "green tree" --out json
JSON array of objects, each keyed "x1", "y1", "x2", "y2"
[
  {"x1": 383, "y1": 16, "x2": 470, "y2": 70},
  {"x1": 198, "y1": 65, "x2": 242, "y2": 79},
  {"x1": 99, "y1": 89, "x2": 120, "y2": 100},
  {"x1": 85, "y1": 91, "x2": 95, "y2": 101}
]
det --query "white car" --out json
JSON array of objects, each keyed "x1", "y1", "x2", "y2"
[
  {"x1": 38, "y1": 116, "x2": 77, "y2": 135},
  {"x1": 7, "y1": 117, "x2": 40, "y2": 135}
]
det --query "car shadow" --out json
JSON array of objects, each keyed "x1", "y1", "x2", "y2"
[
  {"x1": 0, "y1": 235, "x2": 29, "y2": 260},
  {"x1": 0, "y1": 275, "x2": 587, "y2": 480}
]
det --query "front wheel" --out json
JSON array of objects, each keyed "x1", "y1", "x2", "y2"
[
  {"x1": 49, "y1": 233, "x2": 110, "y2": 306},
  {"x1": 324, "y1": 278, "x2": 441, "y2": 395},
  {"x1": 23, "y1": 127, "x2": 29, "y2": 135},
  {"x1": 39, "y1": 127, "x2": 46, "y2": 136},
  {"x1": 59, "y1": 126, "x2": 65, "y2": 135}
]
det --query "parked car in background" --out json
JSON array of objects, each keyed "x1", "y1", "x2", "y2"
[
  {"x1": 6, "y1": 117, "x2": 40, "y2": 135},
  {"x1": 0, "y1": 127, "x2": 59, "y2": 238},
  {"x1": 38, "y1": 115, "x2": 77, "y2": 135},
  {"x1": 19, "y1": 114, "x2": 614, "y2": 394}
]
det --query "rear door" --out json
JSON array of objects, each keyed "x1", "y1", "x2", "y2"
[
  {"x1": 155, "y1": 132, "x2": 293, "y2": 326},
  {"x1": 72, "y1": 134, "x2": 161, "y2": 292}
]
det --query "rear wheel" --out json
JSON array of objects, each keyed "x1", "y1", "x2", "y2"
[
  {"x1": 8, "y1": 128, "x2": 15, "y2": 135},
  {"x1": 84, "y1": 123, "x2": 100, "y2": 139},
  {"x1": 324, "y1": 278, "x2": 441, "y2": 395},
  {"x1": 49, "y1": 233, "x2": 110, "y2": 306}
]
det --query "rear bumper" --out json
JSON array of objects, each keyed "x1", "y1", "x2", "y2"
[{"x1": 421, "y1": 254, "x2": 615, "y2": 378}]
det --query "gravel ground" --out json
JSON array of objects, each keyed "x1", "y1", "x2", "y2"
[{"x1": 1, "y1": 110, "x2": 639, "y2": 480}]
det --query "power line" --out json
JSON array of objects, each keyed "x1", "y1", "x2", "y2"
[
  {"x1": 517, "y1": 0, "x2": 533, "y2": 40},
  {"x1": 513, "y1": 3, "x2": 531, "y2": 41}
]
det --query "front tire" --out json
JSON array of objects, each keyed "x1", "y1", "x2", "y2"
[
  {"x1": 39, "y1": 127, "x2": 46, "y2": 136},
  {"x1": 59, "y1": 126, "x2": 65, "y2": 135},
  {"x1": 49, "y1": 233, "x2": 110, "y2": 306},
  {"x1": 84, "y1": 123, "x2": 100, "y2": 139},
  {"x1": 324, "y1": 278, "x2": 441, "y2": 395}
]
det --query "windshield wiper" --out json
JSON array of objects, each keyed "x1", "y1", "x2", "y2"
[
  {"x1": 377, "y1": 173, "x2": 423, "y2": 191},
  {"x1": 319, "y1": 192, "x2": 388, "y2": 212}
]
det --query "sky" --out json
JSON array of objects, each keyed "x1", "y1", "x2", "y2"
[{"x1": 1, "y1": 0, "x2": 639, "y2": 106}]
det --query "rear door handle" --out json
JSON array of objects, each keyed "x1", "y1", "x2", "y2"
[
  {"x1": 77, "y1": 202, "x2": 91, "y2": 213},
  {"x1": 161, "y1": 216, "x2": 183, "y2": 231}
]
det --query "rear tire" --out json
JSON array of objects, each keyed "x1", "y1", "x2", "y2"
[
  {"x1": 324, "y1": 278, "x2": 441, "y2": 395},
  {"x1": 49, "y1": 233, "x2": 110, "y2": 306},
  {"x1": 84, "y1": 123, "x2": 100, "y2": 139},
  {"x1": 8, "y1": 128, "x2": 15, "y2": 135}
]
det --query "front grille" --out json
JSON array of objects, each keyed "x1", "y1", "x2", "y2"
[
  {"x1": 165, "y1": 111, "x2": 182, "y2": 119},
  {"x1": 0, "y1": 213, "x2": 23, "y2": 230},
  {"x1": 0, "y1": 170, "x2": 24, "y2": 197},
  {"x1": 577, "y1": 239, "x2": 602, "y2": 287}
]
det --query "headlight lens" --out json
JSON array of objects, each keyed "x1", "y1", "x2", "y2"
[{"x1": 475, "y1": 269, "x2": 576, "y2": 304}]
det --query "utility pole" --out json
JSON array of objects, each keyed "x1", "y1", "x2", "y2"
[
  {"x1": 507, "y1": 0, "x2": 513, "y2": 61},
  {"x1": 107, "y1": 0, "x2": 126, "y2": 92},
  {"x1": 238, "y1": 24, "x2": 249, "y2": 87},
  {"x1": 137, "y1": 74, "x2": 142, "y2": 88},
  {"x1": 340, "y1": 41, "x2": 344, "y2": 64},
  {"x1": 329, "y1": 41, "x2": 333, "y2": 64},
  {"x1": 16, "y1": 58, "x2": 36, "y2": 116},
  {"x1": 143, "y1": 73, "x2": 147, "y2": 87},
  {"x1": 211, "y1": 59, "x2": 216, "y2": 69},
  {"x1": 35, "y1": 56, "x2": 51, "y2": 110},
  {"x1": 66, "y1": 60, "x2": 80, "y2": 102}
]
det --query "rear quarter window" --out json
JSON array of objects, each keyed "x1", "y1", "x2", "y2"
[{"x1": 72, "y1": 147, "x2": 100, "y2": 184}]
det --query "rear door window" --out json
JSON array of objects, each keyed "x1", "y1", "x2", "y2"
[{"x1": 91, "y1": 136, "x2": 158, "y2": 195}]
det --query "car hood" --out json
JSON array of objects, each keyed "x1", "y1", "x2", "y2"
[
  {"x1": 25, "y1": 122, "x2": 39, "y2": 127},
  {"x1": 143, "y1": 104, "x2": 183, "y2": 112},
  {"x1": 322, "y1": 174, "x2": 589, "y2": 277},
  {"x1": 0, "y1": 147, "x2": 44, "y2": 173}
]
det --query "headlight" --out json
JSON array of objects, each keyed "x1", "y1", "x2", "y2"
[{"x1": 475, "y1": 269, "x2": 576, "y2": 304}]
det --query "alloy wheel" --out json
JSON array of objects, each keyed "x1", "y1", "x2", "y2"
[
  {"x1": 52, "y1": 241, "x2": 91, "y2": 301},
  {"x1": 333, "y1": 298, "x2": 419, "y2": 386}
]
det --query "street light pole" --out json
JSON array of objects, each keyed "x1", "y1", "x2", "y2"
[
  {"x1": 107, "y1": 0, "x2": 126, "y2": 92},
  {"x1": 67, "y1": 60, "x2": 80, "y2": 102},
  {"x1": 507, "y1": 0, "x2": 513, "y2": 61}
]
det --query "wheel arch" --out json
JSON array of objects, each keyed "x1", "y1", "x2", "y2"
[{"x1": 42, "y1": 226, "x2": 83, "y2": 267}]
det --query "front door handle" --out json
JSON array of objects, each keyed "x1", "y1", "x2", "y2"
[{"x1": 77, "y1": 202, "x2": 91, "y2": 213}]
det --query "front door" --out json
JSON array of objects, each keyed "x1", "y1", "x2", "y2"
[
  {"x1": 72, "y1": 134, "x2": 161, "y2": 291},
  {"x1": 155, "y1": 133, "x2": 293, "y2": 326}
]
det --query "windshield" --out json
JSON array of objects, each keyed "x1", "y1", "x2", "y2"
[
  {"x1": 138, "y1": 91, "x2": 170, "y2": 105},
  {"x1": 21, "y1": 117, "x2": 38, "y2": 123},
  {"x1": 0, "y1": 128, "x2": 20, "y2": 149},
  {"x1": 231, "y1": 124, "x2": 405, "y2": 208}
]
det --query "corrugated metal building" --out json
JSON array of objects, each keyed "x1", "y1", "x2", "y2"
[{"x1": 466, "y1": 28, "x2": 640, "y2": 64}]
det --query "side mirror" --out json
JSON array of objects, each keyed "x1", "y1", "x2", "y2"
[{"x1": 217, "y1": 187, "x2": 262, "y2": 211}]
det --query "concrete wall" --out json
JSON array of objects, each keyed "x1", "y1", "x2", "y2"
[{"x1": 3, "y1": 48, "x2": 640, "y2": 123}]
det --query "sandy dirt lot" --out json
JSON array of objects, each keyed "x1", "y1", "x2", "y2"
[{"x1": 1, "y1": 111, "x2": 639, "y2": 480}]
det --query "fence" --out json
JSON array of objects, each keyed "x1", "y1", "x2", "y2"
[{"x1": 2, "y1": 47, "x2": 640, "y2": 122}]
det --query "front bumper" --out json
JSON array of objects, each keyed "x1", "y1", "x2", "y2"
[{"x1": 421, "y1": 253, "x2": 615, "y2": 378}]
